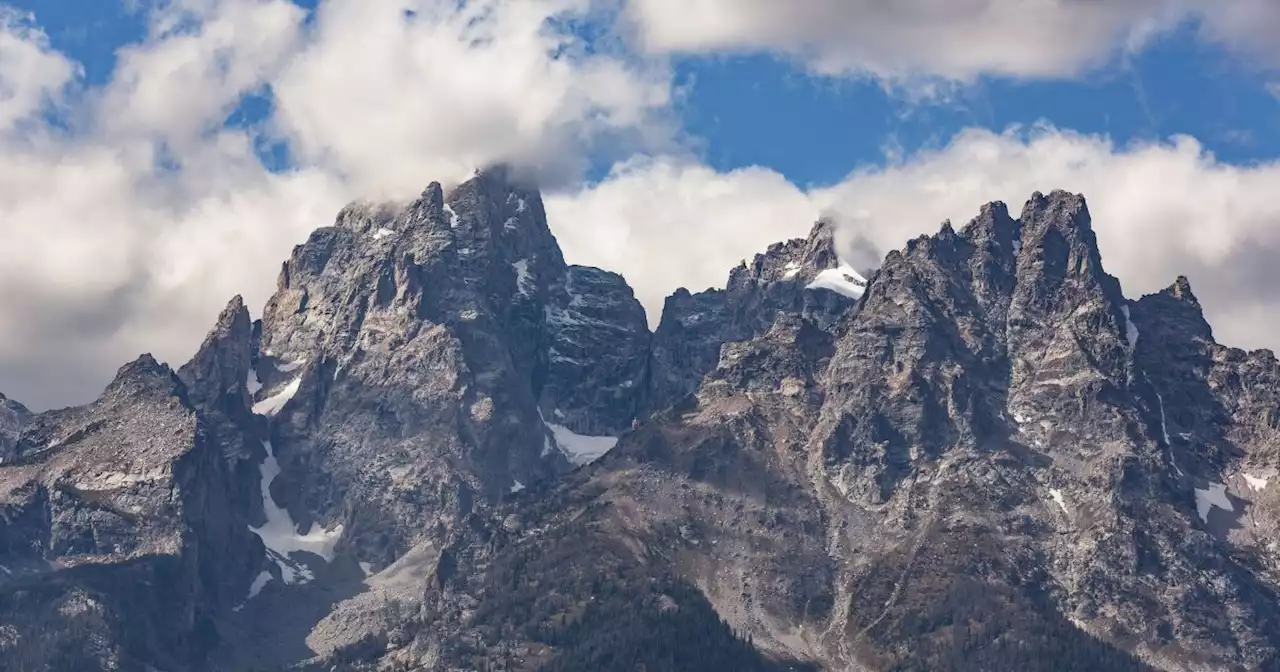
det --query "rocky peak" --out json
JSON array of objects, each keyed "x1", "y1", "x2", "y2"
[
  {"x1": 334, "y1": 198, "x2": 410, "y2": 236},
  {"x1": 102, "y1": 353, "x2": 184, "y2": 403},
  {"x1": 727, "y1": 218, "x2": 843, "y2": 290},
  {"x1": 646, "y1": 219, "x2": 866, "y2": 417},
  {"x1": 0, "y1": 392, "x2": 32, "y2": 462},
  {"x1": 447, "y1": 166, "x2": 566, "y2": 286},
  {"x1": 1168, "y1": 274, "x2": 1197, "y2": 302},
  {"x1": 1012, "y1": 190, "x2": 1122, "y2": 308},
  {"x1": 1005, "y1": 191, "x2": 1131, "y2": 397},
  {"x1": 178, "y1": 295, "x2": 255, "y2": 417},
  {"x1": 224, "y1": 171, "x2": 666, "y2": 583},
  {"x1": 958, "y1": 200, "x2": 1019, "y2": 248},
  {"x1": 1133, "y1": 275, "x2": 1214, "y2": 344},
  {"x1": 819, "y1": 191, "x2": 1144, "y2": 503}
]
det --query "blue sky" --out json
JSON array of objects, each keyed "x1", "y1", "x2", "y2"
[
  {"x1": 15, "y1": 0, "x2": 1280, "y2": 187},
  {"x1": 6, "y1": 0, "x2": 1280, "y2": 408}
]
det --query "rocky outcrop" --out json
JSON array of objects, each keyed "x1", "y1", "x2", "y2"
[
  {"x1": 0, "y1": 392, "x2": 31, "y2": 462},
  {"x1": 541, "y1": 265, "x2": 651, "y2": 436},
  {"x1": 644, "y1": 219, "x2": 866, "y2": 416},
  {"x1": 0, "y1": 355, "x2": 260, "y2": 670}
]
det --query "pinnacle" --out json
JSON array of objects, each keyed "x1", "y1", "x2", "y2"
[
  {"x1": 106, "y1": 353, "x2": 175, "y2": 394},
  {"x1": 1020, "y1": 190, "x2": 1092, "y2": 234},
  {"x1": 1168, "y1": 275, "x2": 1199, "y2": 304}
]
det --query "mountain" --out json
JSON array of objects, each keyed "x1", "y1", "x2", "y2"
[{"x1": 3, "y1": 173, "x2": 1280, "y2": 671}]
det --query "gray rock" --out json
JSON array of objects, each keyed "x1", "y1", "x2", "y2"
[
  {"x1": 12, "y1": 184, "x2": 1280, "y2": 672},
  {"x1": 541, "y1": 265, "x2": 651, "y2": 436},
  {"x1": 644, "y1": 219, "x2": 863, "y2": 416},
  {"x1": 0, "y1": 354, "x2": 260, "y2": 670},
  {"x1": 0, "y1": 392, "x2": 31, "y2": 462}
]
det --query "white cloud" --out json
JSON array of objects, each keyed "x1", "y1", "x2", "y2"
[
  {"x1": 548, "y1": 127, "x2": 1280, "y2": 354},
  {"x1": 1195, "y1": 0, "x2": 1280, "y2": 67},
  {"x1": 624, "y1": 0, "x2": 1280, "y2": 81},
  {"x1": 0, "y1": 8, "x2": 78, "y2": 131},
  {"x1": 545, "y1": 157, "x2": 818, "y2": 320},
  {"x1": 269, "y1": 0, "x2": 673, "y2": 197},
  {"x1": 98, "y1": 0, "x2": 304, "y2": 146}
]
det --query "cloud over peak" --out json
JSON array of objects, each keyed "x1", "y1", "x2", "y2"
[{"x1": 4, "y1": 0, "x2": 1280, "y2": 412}]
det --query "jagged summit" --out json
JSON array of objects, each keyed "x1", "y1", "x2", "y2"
[{"x1": 9, "y1": 187, "x2": 1280, "y2": 671}]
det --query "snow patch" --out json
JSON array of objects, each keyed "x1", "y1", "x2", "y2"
[
  {"x1": 1155, "y1": 392, "x2": 1173, "y2": 445},
  {"x1": 246, "y1": 368, "x2": 262, "y2": 395},
  {"x1": 247, "y1": 570, "x2": 272, "y2": 599},
  {"x1": 782, "y1": 261, "x2": 801, "y2": 280},
  {"x1": 504, "y1": 217, "x2": 518, "y2": 231},
  {"x1": 253, "y1": 377, "x2": 301, "y2": 417},
  {"x1": 359, "y1": 562, "x2": 374, "y2": 577},
  {"x1": 443, "y1": 203, "x2": 459, "y2": 228},
  {"x1": 516, "y1": 197, "x2": 527, "y2": 213},
  {"x1": 277, "y1": 359, "x2": 307, "y2": 373},
  {"x1": 1195, "y1": 482, "x2": 1234, "y2": 523},
  {"x1": 249, "y1": 441, "x2": 343, "y2": 586},
  {"x1": 1012, "y1": 240, "x2": 1022, "y2": 256},
  {"x1": 513, "y1": 259, "x2": 533, "y2": 295},
  {"x1": 0, "y1": 564, "x2": 11, "y2": 575},
  {"x1": 1154, "y1": 390, "x2": 1184, "y2": 476},
  {"x1": 1244, "y1": 474, "x2": 1270, "y2": 492},
  {"x1": 545, "y1": 304, "x2": 587, "y2": 329},
  {"x1": 545, "y1": 422, "x2": 618, "y2": 466},
  {"x1": 510, "y1": 479, "x2": 525, "y2": 493},
  {"x1": 371, "y1": 227, "x2": 395, "y2": 241},
  {"x1": 806, "y1": 263, "x2": 867, "y2": 300},
  {"x1": 1121, "y1": 305, "x2": 1139, "y2": 349},
  {"x1": 1048, "y1": 488, "x2": 1069, "y2": 514}
]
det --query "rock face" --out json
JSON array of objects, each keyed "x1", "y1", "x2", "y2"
[
  {"x1": 644, "y1": 219, "x2": 864, "y2": 416},
  {"x1": 0, "y1": 354, "x2": 260, "y2": 670},
  {"x1": 6, "y1": 183, "x2": 1280, "y2": 671},
  {"x1": 541, "y1": 264, "x2": 651, "y2": 436},
  {"x1": 0, "y1": 392, "x2": 31, "y2": 461}
]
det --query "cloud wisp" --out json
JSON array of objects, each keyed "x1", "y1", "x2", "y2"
[{"x1": 625, "y1": 0, "x2": 1280, "y2": 83}]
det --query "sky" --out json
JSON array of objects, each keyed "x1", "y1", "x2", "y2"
[{"x1": 4, "y1": 0, "x2": 1280, "y2": 409}]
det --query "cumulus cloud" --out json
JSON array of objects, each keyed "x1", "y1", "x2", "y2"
[
  {"x1": 0, "y1": 8, "x2": 78, "y2": 130},
  {"x1": 549, "y1": 126, "x2": 1280, "y2": 353},
  {"x1": 624, "y1": 0, "x2": 1280, "y2": 81},
  {"x1": 270, "y1": 0, "x2": 673, "y2": 197}
]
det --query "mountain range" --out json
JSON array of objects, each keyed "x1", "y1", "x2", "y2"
[{"x1": 3, "y1": 167, "x2": 1280, "y2": 671}]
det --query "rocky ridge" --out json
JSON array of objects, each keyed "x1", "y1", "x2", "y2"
[{"x1": 3, "y1": 175, "x2": 1280, "y2": 671}]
